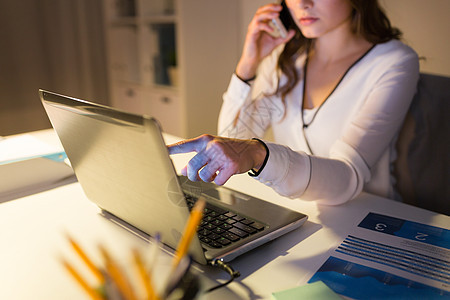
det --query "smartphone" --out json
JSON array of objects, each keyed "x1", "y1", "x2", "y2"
[
  {"x1": 270, "y1": 0, "x2": 294, "y2": 38},
  {"x1": 271, "y1": 17, "x2": 288, "y2": 38}
]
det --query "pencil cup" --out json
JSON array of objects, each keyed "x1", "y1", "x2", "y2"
[{"x1": 164, "y1": 256, "x2": 200, "y2": 300}]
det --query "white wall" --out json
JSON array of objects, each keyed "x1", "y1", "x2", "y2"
[
  {"x1": 381, "y1": 0, "x2": 450, "y2": 77},
  {"x1": 238, "y1": 1, "x2": 270, "y2": 54}
]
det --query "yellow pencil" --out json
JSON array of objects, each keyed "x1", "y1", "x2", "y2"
[
  {"x1": 67, "y1": 235, "x2": 105, "y2": 284},
  {"x1": 171, "y1": 197, "x2": 206, "y2": 269},
  {"x1": 133, "y1": 249, "x2": 160, "y2": 300},
  {"x1": 99, "y1": 245, "x2": 138, "y2": 300},
  {"x1": 61, "y1": 259, "x2": 104, "y2": 300}
]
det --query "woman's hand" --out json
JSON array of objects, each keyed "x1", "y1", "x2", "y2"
[
  {"x1": 235, "y1": 3, "x2": 296, "y2": 80},
  {"x1": 168, "y1": 135, "x2": 267, "y2": 185}
]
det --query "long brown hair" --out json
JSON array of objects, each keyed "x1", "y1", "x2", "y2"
[{"x1": 277, "y1": 0, "x2": 402, "y2": 98}]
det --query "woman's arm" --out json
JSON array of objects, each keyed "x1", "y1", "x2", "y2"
[
  {"x1": 254, "y1": 47, "x2": 420, "y2": 205},
  {"x1": 218, "y1": 45, "x2": 287, "y2": 139},
  {"x1": 235, "y1": 3, "x2": 295, "y2": 80},
  {"x1": 218, "y1": 3, "x2": 294, "y2": 139},
  {"x1": 168, "y1": 134, "x2": 268, "y2": 185}
]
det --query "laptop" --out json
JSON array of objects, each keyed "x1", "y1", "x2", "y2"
[{"x1": 40, "y1": 89, "x2": 307, "y2": 265}]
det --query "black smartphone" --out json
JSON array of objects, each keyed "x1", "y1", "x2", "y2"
[
  {"x1": 279, "y1": 0, "x2": 295, "y2": 30},
  {"x1": 270, "y1": 0, "x2": 294, "y2": 38}
]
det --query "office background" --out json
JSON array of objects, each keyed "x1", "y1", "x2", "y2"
[{"x1": 0, "y1": 0, "x2": 449, "y2": 137}]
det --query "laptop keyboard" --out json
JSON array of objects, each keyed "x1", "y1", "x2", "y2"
[{"x1": 185, "y1": 194, "x2": 266, "y2": 249}]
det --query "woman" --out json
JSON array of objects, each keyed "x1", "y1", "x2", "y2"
[{"x1": 168, "y1": 0, "x2": 419, "y2": 205}]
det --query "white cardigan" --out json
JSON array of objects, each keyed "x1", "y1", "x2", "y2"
[{"x1": 218, "y1": 39, "x2": 419, "y2": 205}]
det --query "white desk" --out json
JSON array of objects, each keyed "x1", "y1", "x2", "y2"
[{"x1": 1, "y1": 129, "x2": 448, "y2": 300}]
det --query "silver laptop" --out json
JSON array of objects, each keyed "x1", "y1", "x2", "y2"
[{"x1": 40, "y1": 89, "x2": 307, "y2": 265}]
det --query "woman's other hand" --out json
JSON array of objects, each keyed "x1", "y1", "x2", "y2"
[
  {"x1": 168, "y1": 135, "x2": 267, "y2": 185},
  {"x1": 236, "y1": 3, "x2": 296, "y2": 81}
]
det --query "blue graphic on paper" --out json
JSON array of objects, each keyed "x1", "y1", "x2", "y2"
[
  {"x1": 43, "y1": 152, "x2": 67, "y2": 162},
  {"x1": 358, "y1": 213, "x2": 450, "y2": 249},
  {"x1": 309, "y1": 256, "x2": 449, "y2": 299},
  {"x1": 0, "y1": 151, "x2": 67, "y2": 165}
]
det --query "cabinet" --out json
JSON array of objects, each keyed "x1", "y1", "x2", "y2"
[{"x1": 102, "y1": 0, "x2": 240, "y2": 138}]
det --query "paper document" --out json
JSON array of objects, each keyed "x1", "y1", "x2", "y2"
[
  {"x1": 0, "y1": 134, "x2": 60, "y2": 164},
  {"x1": 0, "y1": 134, "x2": 74, "y2": 201},
  {"x1": 309, "y1": 212, "x2": 450, "y2": 299}
]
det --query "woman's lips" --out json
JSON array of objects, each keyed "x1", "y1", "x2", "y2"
[{"x1": 299, "y1": 17, "x2": 318, "y2": 26}]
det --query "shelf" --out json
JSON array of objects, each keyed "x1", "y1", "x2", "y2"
[
  {"x1": 114, "y1": 79, "x2": 178, "y2": 92},
  {"x1": 104, "y1": 0, "x2": 241, "y2": 138},
  {"x1": 150, "y1": 83, "x2": 178, "y2": 93},
  {"x1": 141, "y1": 15, "x2": 177, "y2": 24},
  {"x1": 110, "y1": 17, "x2": 139, "y2": 26},
  {"x1": 110, "y1": 16, "x2": 176, "y2": 27}
]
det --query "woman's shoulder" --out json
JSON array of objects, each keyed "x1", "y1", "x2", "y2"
[
  {"x1": 357, "y1": 39, "x2": 420, "y2": 78},
  {"x1": 371, "y1": 39, "x2": 419, "y2": 64}
]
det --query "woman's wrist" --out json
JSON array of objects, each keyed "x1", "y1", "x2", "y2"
[
  {"x1": 235, "y1": 72, "x2": 256, "y2": 84},
  {"x1": 235, "y1": 60, "x2": 257, "y2": 83},
  {"x1": 248, "y1": 138, "x2": 269, "y2": 177}
]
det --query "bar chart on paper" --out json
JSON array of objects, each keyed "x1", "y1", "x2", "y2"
[{"x1": 309, "y1": 213, "x2": 450, "y2": 299}]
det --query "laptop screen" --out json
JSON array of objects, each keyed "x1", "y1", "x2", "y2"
[{"x1": 40, "y1": 89, "x2": 208, "y2": 264}]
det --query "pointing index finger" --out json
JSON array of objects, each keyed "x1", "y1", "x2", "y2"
[{"x1": 167, "y1": 135, "x2": 211, "y2": 155}]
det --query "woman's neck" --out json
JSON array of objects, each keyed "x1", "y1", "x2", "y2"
[{"x1": 310, "y1": 25, "x2": 371, "y2": 65}]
